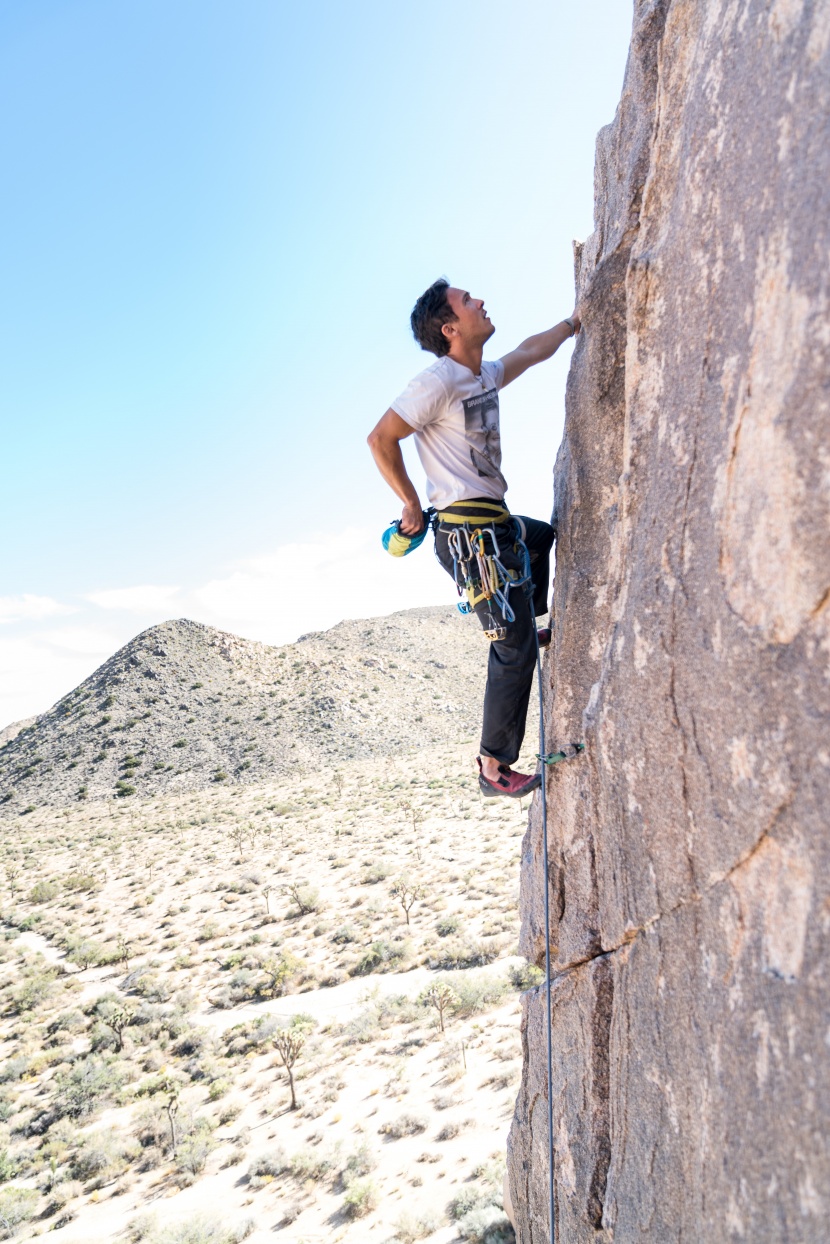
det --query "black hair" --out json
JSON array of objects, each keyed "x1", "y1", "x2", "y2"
[{"x1": 410, "y1": 278, "x2": 456, "y2": 356}]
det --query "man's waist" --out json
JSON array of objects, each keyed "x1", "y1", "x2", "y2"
[{"x1": 436, "y1": 497, "x2": 511, "y2": 526}]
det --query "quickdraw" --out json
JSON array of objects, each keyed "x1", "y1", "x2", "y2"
[
  {"x1": 538, "y1": 743, "x2": 585, "y2": 765},
  {"x1": 444, "y1": 518, "x2": 532, "y2": 642}
]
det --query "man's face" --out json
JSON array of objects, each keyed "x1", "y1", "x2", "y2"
[{"x1": 443, "y1": 287, "x2": 496, "y2": 349}]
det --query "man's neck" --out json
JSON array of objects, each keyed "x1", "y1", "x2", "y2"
[{"x1": 447, "y1": 342, "x2": 484, "y2": 376}]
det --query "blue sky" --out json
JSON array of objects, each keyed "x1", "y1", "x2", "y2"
[{"x1": 1, "y1": 0, "x2": 632, "y2": 723}]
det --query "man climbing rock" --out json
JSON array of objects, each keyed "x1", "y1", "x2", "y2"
[{"x1": 368, "y1": 279, "x2": 580, "y2": 799}]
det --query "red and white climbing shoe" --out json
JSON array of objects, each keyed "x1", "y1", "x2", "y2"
[
  {"x1": 477, "y1": 758, "x2": 541, "y2": 799},
  {"x1": 537, "y1": 627, "x2": 552, "y2": 648}
]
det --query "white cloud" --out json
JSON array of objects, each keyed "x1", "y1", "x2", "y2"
[
  {"x1": 85, "y1": 584, "x2": 181, "y2": 611},
  {"x1": 191, "y1": 526, "x2": 450, "y2": 644},
  {"x1": 0, "y1": 633, "x2": 109, "y2": 727},
  {"x1": 0, "y1": 594, "x2": 74, "y2": 624}
]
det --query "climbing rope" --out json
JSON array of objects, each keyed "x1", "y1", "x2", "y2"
[
  {"x1": 532, "y1": 614, "x2": 558, "y2": 1244},
  {"x1": 441, "y1": 512, "x2": 583, "y2": 1243},
  {"x1": 531, "y1": 602, "x2": 584, "y2": 1244}
]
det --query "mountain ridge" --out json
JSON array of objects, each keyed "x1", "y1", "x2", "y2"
[{"x1": 0, "y1": 606, "x2": 488, "y2": 815}]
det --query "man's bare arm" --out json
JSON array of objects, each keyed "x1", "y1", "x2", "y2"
[
  {"x1": 499, "y1": 314, "x2": 581, "y2": 387},
  {"x1": 367, "y1": 409, "x2": 425, "y2": 534}
]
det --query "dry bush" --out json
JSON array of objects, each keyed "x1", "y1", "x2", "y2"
[
  {"x1": 393, "y1": 1209, "x2": 442, "y2": 1242},
  {"x1": 0, "y1": 1187, "x2": 38, "y2": 1239},
  {"x1": 379, "y1": 1112, "x2": 428, "y2": 1139},
  {"x1": 247, "y1": 1148, "x2": 288, "y2": 1188},
  {"x1": 342, "y1": 1176, "x2": 379, "y2": 1218},
  {"x1": 436, "y1": 1117, "x2": 473, "y2": 1141}
]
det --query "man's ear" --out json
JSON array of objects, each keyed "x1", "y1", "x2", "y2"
[{"x1": 441, "y1": 320, "x2": 457, "y2": 343}]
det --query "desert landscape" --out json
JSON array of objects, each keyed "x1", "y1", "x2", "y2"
[{"x1": 0, "y1": 609, "x2": 541, "y2": 1243}]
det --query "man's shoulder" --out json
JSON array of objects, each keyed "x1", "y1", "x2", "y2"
[
  {"x1": 481, "y1": 358, "x2": 504, "y2": 389},
  {"x1": 402, "y1": 357, "x2": 453, "y2": 404},
  {"x1": 411, "y1": 356, "x2": 452, "y2": 387}
]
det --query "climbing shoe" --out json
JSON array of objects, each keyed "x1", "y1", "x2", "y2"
[
  {"x1": 477, "y1": 758, "x2": 541, "y2": 799},
  {"x1": 537, "y1": 627, "x2": 552, "y2": 648}
]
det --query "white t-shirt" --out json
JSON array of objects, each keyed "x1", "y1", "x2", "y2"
[{"x1": 390, "y1": 356, "x2": 507, "y2": 510}]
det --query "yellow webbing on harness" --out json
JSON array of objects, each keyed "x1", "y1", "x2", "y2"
[{"x1": 437, "y1": 500, "x2": 510, "y2": 526}]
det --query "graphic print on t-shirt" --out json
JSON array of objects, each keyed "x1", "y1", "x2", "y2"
[{"x1": 462, "y1": 389, "x2": 502, "y2": 479}]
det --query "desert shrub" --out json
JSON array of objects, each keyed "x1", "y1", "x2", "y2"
[
  {"x1": 436, "y1": 914, "x2": 461, "y2": 937},
  {"x1": 362, "y1": 861, "x2": 393, "y2": 884},
  {"x1": 46, "y1": 1009, "x2": 87, "y2": 1038},
  {"x1": 207, "y1": 1079, "x2": 230, "y2": 1101},
  {"x1": 509, "y1": 962, "x2": 545, "y2": 991},
  {"x1": 10, "y1": 968, "x2": 57, "y2": 1012},
  {"x1": 142, "y1": 1215, "x2": 254, "y2": 1244},
  {"x1": 351, "y1": 938, "x2": 408, "y2": 976},
  {"x1": 287, "y1": 1146, "x2": 332, "y2": 1182},
  {"x1": 135, "y1": 975, "x2": 172, "y2": 1004},
  {"x1": 247, "y1": 1148, "x2": 288, "y2": 1188},
  {"x1": 175, "y1": 1118, "x2": 215, "y2": 1176},
  {"x1": 217, "y1": 1099, "x2": 243, "y2": 1126},
  {"x1": 71, "y1": 1128, "x2": 139, "y2": 1186},
  {"x1": 443, "y1": 971, "x2": 509, "y2": 1016},
  {"x1": 342, "y1": 1176, "x2": 379, "y2": 1218},
  {"x1": 436, "y1": 1117, "x2": 473, "y2": 1141},
  {"x1": 28, "y1": 879, "x2": 59, "y2": 903},
  {"x1": 0, "y1": 1151, "x2": 17, "y2": 1184},
  {"x1": 427, "y1": 938, "x2": 501, "y2": 970},
  {"x1": 42, "y1": 1179, "x2": 81, "y2": 1216},
  {"x1": 53, "y1": 1056, "x2": 124, "y2": 1120},
  {"x1": 343, "y1": 1138, "x2": 377, "y2": 1178},
  {"x1": 286, "y1": 883, "x2": 321, "y2": 916},
  {"x1": 0, "y1": 1187, "x2": 38, "y2": 1239},
  {"x1": 134, "y1": 1103, "x2": 170, "y2": 1152},
  {"x1": 457, "y1": 1205, "x2": 513, "y2": 1242},
  {"x1": 65, "y1": 939, "x2": 106, "y2": 970},
  {"x1": 379, "y1": 1113, "x2": 428, "y2": 1139},
  {"x1": 63, "y1": 872, "x2": 97, "y2": 893},
  {"x1": 0, "y1": 1057, "x2": 29, "y2": 1084},
  {"x1": 331, "y1": 924, "x2": 357, "y2": 944},
  {"x1": 393, "y1": 1209, "x2": 442, "y2": 1242},
  {"x1": 127, "y1": 1212, "x2": 158, "y2": 1242}
]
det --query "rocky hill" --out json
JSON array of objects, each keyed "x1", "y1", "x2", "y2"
[
  {"x1": 0, "y1": 606, "x2": 489, "y2": 815},
  {"x1": 507, "y1": 3, "x2": 830, "y2": 1242}
]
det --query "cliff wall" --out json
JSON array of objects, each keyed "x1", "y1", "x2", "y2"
[{"x1": 507, "y1": 2, "x2": 830, "y2": 1239}]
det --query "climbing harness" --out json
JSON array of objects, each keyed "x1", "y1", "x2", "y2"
[{"x1": 439, "y1": 509, "x2": 532, "y2": 642}]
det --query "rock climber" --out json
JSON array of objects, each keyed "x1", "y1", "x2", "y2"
[{"x1": 367, "y1": 279, "x2": 580, "y2": 798}]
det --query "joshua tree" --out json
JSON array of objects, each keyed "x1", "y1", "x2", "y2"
[
  {"x1": 419, "y1": 982, "x2": 460, "y2": 1034},
  {"x1": 230, "y1": 824, "x2": 247, "y2": 860},
  {"x1": 390, "y1": 877, "x2": 425, "y2": 926},
  {"x1": 4, "y1": 863, "x2": 19, "y2": 898},
  {"x1": 117, "y1": 934, "x2": 132, "y2": 971},
  {"x1": 258, "y1": 954, "x2": 295, "y2": 998},
  {"x1": 159, "y1": 1072, "x2": 181, "y2": 1155},
  {"x1": 262, "y1": 884, "x2": 275, "y2": 915},
  {"x1": 285, "y1": 881, "x2": 320, "y2": 916},
  {"x1": 273, "y1": 1027, "x2": 307, "y2": 1111},
  {"x1": 96, "y1": 996, "x2": 135, "y2": 1052},
  {"x1": 332, "y1": 770, "x2": 344, "y2": 799},
  {"x1": 400, "y1": 800, "x2": 425, "y2": 837}
]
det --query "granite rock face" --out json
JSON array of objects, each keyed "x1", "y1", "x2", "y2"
[{"x1": 508, "y1": 2, "x2": 830, "y2": 1240}]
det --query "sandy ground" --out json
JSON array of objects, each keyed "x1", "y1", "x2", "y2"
[{"x1": 0, "y1": 743, "x2": 540, "y2": 1242}]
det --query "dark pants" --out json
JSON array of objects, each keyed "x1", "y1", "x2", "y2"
[{"x1": 434, "y1": 513, "x2": 554, "y2": 765}]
